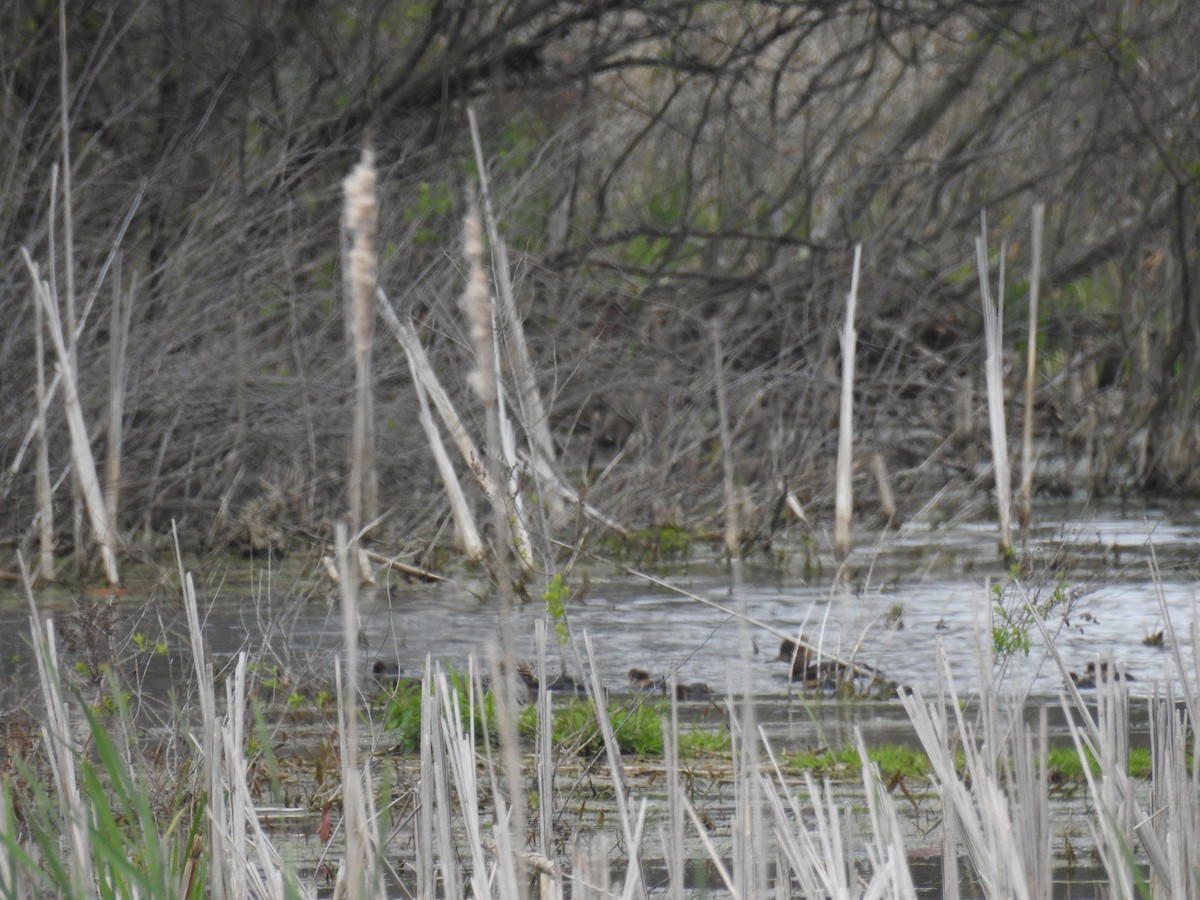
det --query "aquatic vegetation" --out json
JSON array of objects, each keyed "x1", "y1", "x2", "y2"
[{"x1": 600, "y1": 522, "x2": 698, "y2": 564}]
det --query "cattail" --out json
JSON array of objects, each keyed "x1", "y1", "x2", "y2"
[
  {"x1": 342, "y1": 148, "x2": 378, "y2": 536},
  {"x1": 461, "y1": 203, "x2": 496, "y2": 406}
]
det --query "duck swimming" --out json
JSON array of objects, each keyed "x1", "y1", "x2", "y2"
[
  {"x1": 628, "y1": 668, "x2": 665, "y2": 692},
  {"x1": 674, "y1": 681, "x2": 712, "y2": 701},
  {"x1": 516, "y1": 661, "x2": 590, "y2": 698},
  {"x1": 777, "y1": 638, "x2": 845, "y2": 684},
  {"x1": 629, "y1": 668, "x2": 712, "y2": 701},
  {"x1": 776, "y1": 637, "x2": 812, "y2": 675},
  {"x1": 775, "y1": 636, "x2": 886, "y2": 694},
  {"x1": 372, "y1": 659, "x2": 402, "y2": 687},
  {"x1": 1069, "y1": 660, "x2": 1137, "y2": 690}
]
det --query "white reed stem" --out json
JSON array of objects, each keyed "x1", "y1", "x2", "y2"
[
  {"x1": 712, "y1": 322, "x2": 740, "y2": 557},
  {"x1": 23, "y1": 250, "x2": 119, "y2": 585},
  {"x1": 33, "y1": 279, "x2": 55, "y2": 582},
  {"x1": 834, "y1": 245, "x2": 861, "y2": 561},
  {"x1": 467, "y1": 108, "x2": 559, "y2": 499},
  {"x1": 1018, "y1": 203, "x2": 1044, "y2": 530},
  {"x1": 976, "y1": 214, "x2": 1012, "y2": 556}
]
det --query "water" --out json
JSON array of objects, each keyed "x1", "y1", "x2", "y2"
[
  {"x1": 6, "y1": 500, "x2": 1196, "y2": 896},
  {"x1": 6, "y1": 501, "x2": 1198, "y2": 712},
  {"x1": 346, "y1": 501, "x2": 1200, "y2": 705}
]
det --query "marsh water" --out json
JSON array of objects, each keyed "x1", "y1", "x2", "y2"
[
  {"x1": 5, "y1": 498, "x2": 1199, "y2": 897},
  {"x1": 7, "y1": 499, "x2": 1195, "y2": 705},
  {"x1": 54, "y1": 497, "x2": 1191, "y2": 710}
]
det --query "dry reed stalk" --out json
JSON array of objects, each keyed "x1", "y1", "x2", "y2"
[
  {"x1": 482, "y1": 646, "x2": 527, "y2": 900},
  {"x1": 1059, "y1": 680, "x2": 1143, "y2": 896},
  {"x1": 533, "y1": 622, "x2": 555, "y2": 890},
  {"x1": 497, "y1": 389, "x2": 537, "y2": 562},
  {"x1": 415, "y1": 665, "x2": 437, "y2": 896},
  {"x1": 834, "y1": 245, "x2": 862, "y2": 561},
  {"x1": 1, "y1": 369, "x2": 59, "y2": 504},
  {"x1": 56, "y1": 7, "x2": 86, "y2": 579},
  {"x1": 19, "y1": 554, "x2": 91, "y2": 895},
  {"x1": 57, "y1": 2, "x2": 75, "y2": 351},
  {"x1": 1018, "y1": 204, "x2": 1044, "y2": 533},
  {"x1": 433, "y1": 669, "x2": 469, "y2": 896},
  {"x1": 683, "y1": 794, "x2": 737, "y2": 894},
  {"x1": 429, "y1": 672, "x2": 460, "y2": 897},
  {"x1": 221, "y1": 654, "x2": 292, "y2": 898},
  {"x1": 176, "y1": 526, "x2": 228, "y2": 898},
  {"x1": 343, "y1": 148, "x2": 379, "y2": 541},
  {"x1": 976, "y1": 214, "x2": 1013, "y2": 556},
  {"x1": 760, "y1": 739, "x2": 811, "y2": 891},
  {"x1": 379, "y1": 290, "x2": 626, "y2": 542},
  {"x1": 460, "y1": 199, "x2": 535, "y2": 572},
  {"x1": 1127, "y1": 548, "x2": 1199, "y2": 893},
  {"x1": 408, "y1": 350, "x2": 486, "y2": 560},
  {"x1": 226, "y1": 651, "x2": 249, "y2": 899},
  {"x1": 359, "y1": 546, "x2": 443, "y2": 582},
  {"x1": 105, "y1": 264, "x2": 132, "y2": 534},
  {"x1": 785, "y1": 489, "x2": 808, "y2": 523},
  {"x1": 582, "y1": 634, "x2": 645, "y2": 898},
  {"x1": 462, "y1": 202, "x2": 496, "y2": 408},
  {"x1": 726, "y1": 685, "x2": 767, "y2": 896},
  {"x1": 377, "y1": 292, "x2": 496, "y2": 495},
  {"x1": 661, "y1": 683, "x2": 685, "y2": 900},
  {"x1": 33, "y1": 283, "x2": 54, "y2": 582},
  {"x1": 869, "y1": 452, "x2": 897, "y2": 526},
  {"x1": 468, "y1": 108, "x2": 556, "y2": 472},
  {"x1": 899, "y1": 618, "x2": 1062, "y2": 900},
  {"x1": 572, "y1": 834, "x2": 613, "y2": 898},
  {"x1": 712, "y1": 322, "x2": 741, "y2": 557},
  {"x1": 0, "y1": 178, "x2": 143, "y2": 506},
  {"x1": 855, "y1": 734, "x2": 920, "y2": 897},
  {"x1": 22, "y1": 250, "x2": 119, "y2": 585},
  {"x1": 332, "y1": 521, "x2": 380, "y2": 900},
  {"x1": 467, "y1": 109, "x2": 559, "y2": 508}
]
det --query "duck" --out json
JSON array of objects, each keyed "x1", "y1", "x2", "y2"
[
  {"x1": 776, "y1": 636, "x2": 872, "y2": 692},
  {"x1": 776, "y1": 637, "x2": 813, "y2": 675},
  {"x1": 777, "y1": 637, "x2": 839, "y2": 681},
  {"x1": 372, "y1": 659, "x2": 402, "y2": 687},
  {"x1": 674, "y1": 681, "x2": 712, "y2": 701},
  {"x1": 629, "y1": 668, "x2": 712, "y2": 701},
  {"x1": 798, "y1": 660, "x2": 851, "y2": 692},
  {"x1": 628, "y1": 668, "x2": 666, "y2": 692},
  {"x1": 1069, "y1": 660, "x2": 1137, "y2": 690},
  {"x1": 515, "y1": 661, "x2": 590, "y2": 698}
]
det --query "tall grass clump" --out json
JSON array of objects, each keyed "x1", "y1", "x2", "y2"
[
  {"x1": 2, "y1": 556, "x2": 202, "y2": 898},
  {"x1": 0, "y1": 544, "x2": 319, "y2": 899}
]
